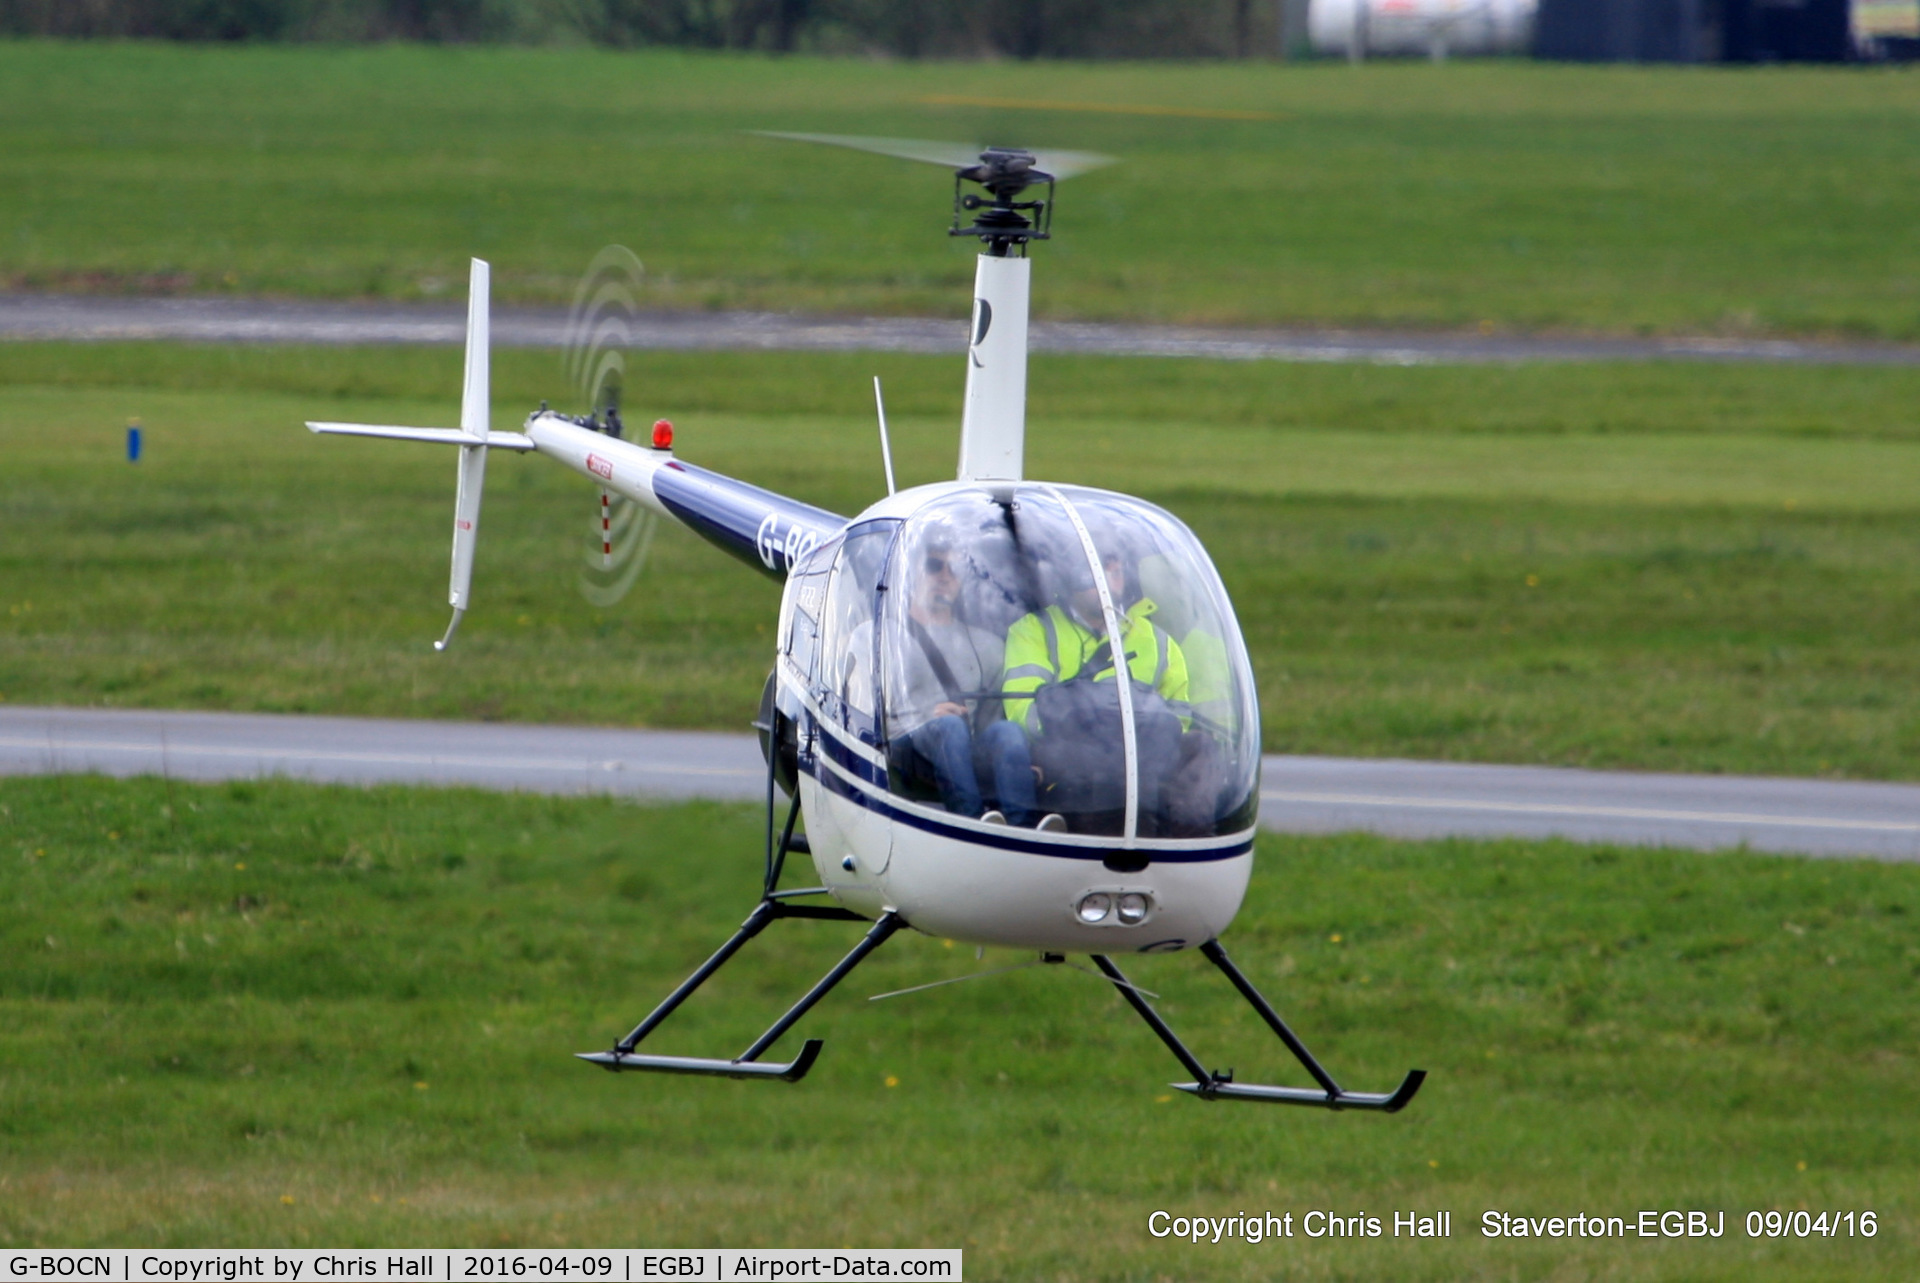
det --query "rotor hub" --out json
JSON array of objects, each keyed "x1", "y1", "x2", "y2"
[{"x1": 950, "y1": 147, "x2": 1055, "y2": 256}]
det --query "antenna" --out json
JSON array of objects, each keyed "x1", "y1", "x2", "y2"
[{"x1": 873, "y1": 376, "x2": 897, "y2": 497}]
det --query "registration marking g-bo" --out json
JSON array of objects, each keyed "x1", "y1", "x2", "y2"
[{"x1": 757, "y1": 512, "x2": 818, "y2": 573}]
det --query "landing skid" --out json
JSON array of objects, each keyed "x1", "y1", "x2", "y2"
[
  {"x1": 587, "y1": 730, "x2": 1417, "y2": 1104},
  {"x1": 1092, "y1": 941, "x2": 1426, "y2": 1113},
  {"x1": 579, "y1": 755, "x2": 904, "y2": 1083},
  {"x1": 578, "y1": 894, "x2": 901, "y2": 1082}
]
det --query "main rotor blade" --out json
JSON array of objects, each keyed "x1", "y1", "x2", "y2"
[
  {"x1": 1020, "y1": 149, "x2": 1116, "y2": 181},
  {"x1": 754, "y1": 131, "x2": 1116, "y2": 181}
]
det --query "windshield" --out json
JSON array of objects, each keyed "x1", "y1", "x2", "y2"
[{"x1": 877, "y1": 485, "x2": 1258, "y2": 840}]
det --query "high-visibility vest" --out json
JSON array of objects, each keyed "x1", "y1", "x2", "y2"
[{"x1": 1002, "y1": 599, "x2": 1188, "y2": 731}]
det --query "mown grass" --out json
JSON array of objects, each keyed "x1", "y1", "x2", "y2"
[
  {"x1": 0, "y1": 774, "x2": 1915, "y2": 1276},
  {"x1": 6, "y1": 341, "x2": 1920, "y2": 778},
  {"x1": 6, "y1": 42, "x2": 1920, "y2": 337}
]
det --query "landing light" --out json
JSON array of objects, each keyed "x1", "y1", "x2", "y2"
[
  {"x1": 652, "y1": 419, "x2": 674, "y2": 449},
  {"x1": 1117, "y1": 893, "x2": 1150, "y2": 925},
  {"x1": 1077, "y1": 893, "x2": 1112, "y2": 924}
]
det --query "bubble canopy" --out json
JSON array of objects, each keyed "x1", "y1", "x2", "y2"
[{"x1": 782, "y1": 484, "x2": 1260, "y2": 842}]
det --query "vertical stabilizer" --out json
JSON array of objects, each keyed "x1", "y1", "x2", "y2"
[
  {"x1": 957, "y1": 253, "x2": 1029, "y2": 482},
  {"x1": 438, "y1": 257, "x2": 491, "y2": 651}
]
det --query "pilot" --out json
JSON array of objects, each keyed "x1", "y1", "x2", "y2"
[
  {"x1": 1000, "y1": 541, "x2": 1190, "y2": 832},
  {"x1": 885, "y1": 539, "x2": 1039, "y2": 826}
]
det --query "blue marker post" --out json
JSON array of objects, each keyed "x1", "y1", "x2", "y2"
[{"x1": 127, "y1": 418, "x2": 142, "y2": 463}]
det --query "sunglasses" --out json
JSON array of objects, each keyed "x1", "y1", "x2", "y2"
[{"x1": 924, "y1": 556, "x2": 955, "y2": 574}]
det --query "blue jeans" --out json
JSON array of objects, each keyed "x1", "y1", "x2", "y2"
[{"x1": 900, "y1": 715, "x2": 1039, "y2": 826}]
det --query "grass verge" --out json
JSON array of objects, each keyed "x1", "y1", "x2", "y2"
[
  {"x1": 5, "y1": 342, "x2": 1920, "y2": 777},
  {"x1": 1, "y1": 774, "x2": 1915, "y2": 1277},
  {"x1": 5, "y1": 44, "x2": 1920, "y2": 337}
]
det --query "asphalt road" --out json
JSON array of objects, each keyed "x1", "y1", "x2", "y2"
[
  {"x1": 6, "y1": 293, "x2": 1920, "y2": 367},
  {"x1": 7, "y1": 705, "x2": 1918, "y2": 861}
]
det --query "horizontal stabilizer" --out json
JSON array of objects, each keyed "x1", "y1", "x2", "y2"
[{"x1": 306, "y1": 422, "x2": 536, "y2": 452}]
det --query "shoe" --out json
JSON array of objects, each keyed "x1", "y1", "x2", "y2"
[
  {"x1": 979, "y1": 810, "x2": 1008, "y2": 825},
  {"x1": 1036, "y1": 813, "x2": 1068, "y2": 833}
]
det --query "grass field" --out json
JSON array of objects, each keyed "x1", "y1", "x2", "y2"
[
  {"x1": 1, "y1": 774, "x2": 1915, "y2": 1274},
  {"x1": 5, "y1": 42, "x2": 1920, "y2": 338},
  {"x1": 6, "y1": 36, "x2": 1919, "y2": 1275},
  {"x1": 6, "y1": 340, "x2": 1920, "y2": 778}
]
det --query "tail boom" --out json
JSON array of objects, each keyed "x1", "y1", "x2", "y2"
[{"x1": 522, "y1": 413, "x2": 844, "y2": 580}]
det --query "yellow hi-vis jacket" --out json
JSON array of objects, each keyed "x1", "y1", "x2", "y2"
[{"x1": 1001, "y1": 599, "x2": 1189, "y2": 731}]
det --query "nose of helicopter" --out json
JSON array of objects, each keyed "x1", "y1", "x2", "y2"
[
  {"x1": 792, "y1": 767, "x2": 1257, "y2": 954},
  {"x1": 870, "y1": 817, "x2": 1256, "y2": 953}
]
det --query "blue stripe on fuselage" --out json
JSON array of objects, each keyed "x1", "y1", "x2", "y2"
[
  {"x1": 813, "y1": 718, "x2": 887, "y2": 788},
  {"x1": 650, "y1": 460, "x2": 845, "y2": 580},
  {"x1": 803, "y1": 713, "x2": 1253, "y2": 864}
]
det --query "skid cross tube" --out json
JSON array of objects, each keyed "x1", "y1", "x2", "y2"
[
  {"x1": 578, "y1": 902, "x2": 890, "y2": 1083},
  {"x1": 740, "y1": 912, "x2": 902, "y2": 1062},
  {"x1": 1092, "y1": 947, "x2": 1426, "y2": 1113}
]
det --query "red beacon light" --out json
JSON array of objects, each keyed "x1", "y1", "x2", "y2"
[{"x1": 651, "y1": 419, "x2": 674, "y2": 450}]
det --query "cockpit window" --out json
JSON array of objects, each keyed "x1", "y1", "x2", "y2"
[
  {"x1": 781, "y1": 535, "x2": 836, "y2": 690},
  {"x1": 876, "y1": 485, "x2": 1258, "y2": 840},
  {"x1": 817, "y1": 521, "x2": 895, "y2": 744}
]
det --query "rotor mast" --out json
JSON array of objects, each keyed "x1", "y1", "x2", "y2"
[{"x1": 953, "y1": 150, "x2": 1055, "y2": 484}]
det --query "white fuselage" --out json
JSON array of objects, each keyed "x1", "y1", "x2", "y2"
[
  {"x1": 516, "y1": 276, "x2": 1260, "y2": 957},
  {"x1": 794, "y1": 727, "x2": 1255, "y2": 953},
  {"x1": 770, "y1": 480, "x2": 1259, "y2": 955}
]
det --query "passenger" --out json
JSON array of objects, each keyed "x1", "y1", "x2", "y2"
[
  {"x1": 1001, "y1": 545, "x2": 1189, "y2": 833},
  {"x1": 1138, "y1": 553, "x2": 1232, "y2": 733},
  {"x1": 1135, "y1": 552, "x2": 1235, "y2": 835},
  {"x1": 885, "y1": 541, "x2": 1038, "y2": 826}
]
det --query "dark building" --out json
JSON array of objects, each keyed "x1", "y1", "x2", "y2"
[{"x1": 1534, "y1": 0, "x2": 1854, "y2": 60}]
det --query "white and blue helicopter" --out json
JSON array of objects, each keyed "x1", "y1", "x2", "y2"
[{"x1": 308, "y1": 134, "x2": 1424, "y2": 1113}]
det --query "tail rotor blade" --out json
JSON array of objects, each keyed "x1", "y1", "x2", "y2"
[{"x1": 568, "y1": 246, "x2": 657, "y2": 610}]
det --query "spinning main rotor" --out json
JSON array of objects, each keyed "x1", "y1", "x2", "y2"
[{"x1": 755, "y1": 132, "x2": 1116, "y2": 254}]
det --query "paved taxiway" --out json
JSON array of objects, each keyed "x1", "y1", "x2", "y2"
[
  {"x1": 6, "y1": 293, "x2": 1920, "y2": 367},
  {"x1": 6, "y1": 705, "x2": 1917, "y2": 861}
]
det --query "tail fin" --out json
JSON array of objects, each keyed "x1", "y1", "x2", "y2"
[
  {"x1": 308, "y1": 258, "x2": 533, "y2": 650},
  {"x1": 439, "y1": 258, "x2": 492, "y2": 650}
]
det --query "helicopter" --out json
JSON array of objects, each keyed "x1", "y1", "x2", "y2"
[{"x1": 306, "y1": 133, "x2": 1424, "y2": 1113}]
